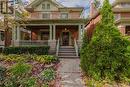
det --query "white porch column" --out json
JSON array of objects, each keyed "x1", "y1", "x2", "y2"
[
  {"x1": 17, "y1": 26, "x2": 20, "y2": 40},
  {"x1": 78, "y1": 25, "x2": 82, "y2": 40},
  {"x1": 49, "y1": 25, "x2": 56, "y2": 53},
  {"x1": 49, "y1": 25, "x2": 52, "y2": 40},
  {"x1": 53, "y1": 25, "x2": 56, "y2": 40}
]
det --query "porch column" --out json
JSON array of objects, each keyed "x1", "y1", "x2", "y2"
[
  {"x1": 81, "y1": 24, "x2": 85, "y2": 38},
  {"x1": 49, "y1": 25, "x2": 56, "y2": 54},
  {"x1": 53, "y1": 25, "x2": 56, "y2": 40},
  {"x1": 118, "y1": 25, "x2": 126, "y2": 36},
  {"x1": 78, "y1": 25, "x2": 82, "y2": 40},
  {"x1": 16, "y1": 26, "x2": 20, "y2": 40},
  {"x1": 49, "y1": 25, "x2": 52, "y2": 40}
]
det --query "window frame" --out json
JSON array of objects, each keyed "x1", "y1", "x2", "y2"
[
  {"x1": 42, "y1": 13, "x2": 51, "y2": 19},
  {"x1": 61, "y1": 13, "x2": 69, "y2": 19}
]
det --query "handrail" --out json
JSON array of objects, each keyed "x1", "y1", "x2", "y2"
[
  {"x1": 56, "y1": 39, "x2": 60, "y2": 56},
  {"x1": 74, "y1": 39, "x2": 79, "y2": 57}
]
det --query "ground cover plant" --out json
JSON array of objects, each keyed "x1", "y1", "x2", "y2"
[
  {"x1": 80, "y1": 0, "x2": 130, "y2": 86},
  {"x1": 0, "y1": 54, "x2": 59, "y2": 87}
]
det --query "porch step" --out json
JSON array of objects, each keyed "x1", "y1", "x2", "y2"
[
  {"x1": 58, "y1": 56, "x2": 79, "y2": 59},
  {"x1": 60, "y1": 46, "x2": 74, "y2": 49},
  {"x1": 58, "y1": 53, "x2": 76, "y2": 56},
  {"x1": 58, "y1": 46, "x2": 79, "y2": 58},
  {"x1": 58, "y1": 51, "x2": 76, "y2": 53},
  {"x1": 59, "y1": 49, "x2": 75, "y2": 51}
]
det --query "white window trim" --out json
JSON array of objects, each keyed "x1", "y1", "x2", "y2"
[
  {"x1": 60, "y1": 12, "x2": 69, "y2": 19},
  {"x1": 41, "y1": 3, "x2": 51, "y2": 10},
  {"x1": 41, "y1": 12, "x2": 52, "y2": 19}
]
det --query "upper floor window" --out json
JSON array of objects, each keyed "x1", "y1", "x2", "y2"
[
  {"x1": 42, "y1": 13, "x2": 50, "y2": 19},
  {"x1": 120, "y1": 3, "x2": 130, "y2": 8},
  {"x1": 0, "y1": 31, "x2": 4, "y2": 41},
  {"x1": 61, "y1": 13, "x2": 68, "y2": 19},
  {"x1": 47, "y1": 4, "x2": 50, "y2": 9},
  {"x1": 42, "y1": 3, "x2": 50, "y2": 10},
  {"x1": 42, "y1": 4, "x2": 45, "y2": 9},
  {"x1": 114, "y1": 14, "x2": 121, "y2": 20}
]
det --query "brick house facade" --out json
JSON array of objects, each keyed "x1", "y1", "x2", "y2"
[{"x1": 86, "y1": 0, "x2": 130, "y2": 39}]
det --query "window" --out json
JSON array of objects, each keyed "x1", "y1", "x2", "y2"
[
  {"x1": 61, "y1": 13, "x2": 68, "y2": 19},
  {"x1": 47, "y1": 4, "x2": 50, "y2": 9},
  {"x1": 0, "y1": 31, "x2": 4, "y2": 41},
  {"x1": 42, "y1": 13, "x2": 50, "y2": 19},
  {"x1": 42, "y1": 3, "x2": 50, "y2": 10},
  {"x1": 42, "y1": 4, "x2": 45, "y2": 9},
  {"x1": 120, "y1": 3, "x2": 130, "y2": 8},
  {"x1": 41, "y1": 31, "x2": 49, "y2": 40},
  {"x1": 114, "y1": 14, "x2": 121, "y2": 20}
]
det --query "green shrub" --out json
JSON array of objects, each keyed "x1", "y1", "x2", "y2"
[
  {"x1": 10, "y1": 62, "x2": 32, "y2": 76},
  {"x1": 3, "y1": 46, "x2": 50, "y2": 55},
  {"x1": 32, "y1": 55, "x2": 58, "y2": 64},
  {"x1": 41, "y1": 68, "x2": 55, "y2": 82},
  {"x1": 4, "y1": 62, "x2": 36, "y2": 87}
]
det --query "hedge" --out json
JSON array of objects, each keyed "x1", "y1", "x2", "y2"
[{"x1": 3, "y1": 46, "x2": 50, "y2": 55}]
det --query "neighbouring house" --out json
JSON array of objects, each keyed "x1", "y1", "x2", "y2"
[
  {"x1": 0, "y1": 0, "x2": 28, "y2": 47},
  {"x1": 12, "y1": 0, "x2": 86, "y2": 53},
  {"x1": 86, "y1": 0, "x2": 130, "y2": 40}
]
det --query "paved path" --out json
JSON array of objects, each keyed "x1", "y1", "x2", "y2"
[{"x1": 57, "y1": 58, "x2": 85, "y2": 87}]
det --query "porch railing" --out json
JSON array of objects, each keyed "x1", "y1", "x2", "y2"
[
  {"x1": 56, "y1": 39, "x2": 60, "y2": 56},
  {"x1": 74, "y1": 39, "x2": 79, "y2": 57},
  {"x1": 0, "y1": 41, "x2": 5, "y2": 47},
  {"x1": 14, "y1": 40, "x2": 48, "y2": 46}
]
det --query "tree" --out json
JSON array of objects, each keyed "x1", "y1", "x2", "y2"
[
  {"x1": 0, "y1": 1, "x2": 29, "y2": 47},
  {"x1": 81, "y1": 0, "x2": 130, "y2": 82}
]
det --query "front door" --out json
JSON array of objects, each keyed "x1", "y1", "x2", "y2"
[{"x1": 62, "y1": 32, "x2": 69, "y2": 46}]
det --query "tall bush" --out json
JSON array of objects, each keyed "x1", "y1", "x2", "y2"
[
  {"x1": 81, "y1": 0, "x2": 130, "y2": 82},
  {"x1": 80, "y1": 33, "x2": 89, "y2": 72}
]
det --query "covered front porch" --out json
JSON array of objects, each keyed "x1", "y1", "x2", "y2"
[{"x1": 12, "y1": 24, "x2": 84, "y2": 51}]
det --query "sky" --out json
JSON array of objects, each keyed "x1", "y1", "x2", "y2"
[{"x1": 23, "y1": 0, "x2": 115, "y2": 17}]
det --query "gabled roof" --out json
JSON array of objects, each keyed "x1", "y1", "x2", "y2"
[{"x1": 27, "y1": 0, "x2": 64, "y2": 8}]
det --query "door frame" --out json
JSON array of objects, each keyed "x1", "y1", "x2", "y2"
[{"x1": 60, "y1": 31, "x2": 71, "y2": 46}]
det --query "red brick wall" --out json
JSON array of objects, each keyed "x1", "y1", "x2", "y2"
[
  {"x1": 70, "y1": 11, "x2": 81, "y2": 19},
  {"x1": 31, "y1": 29, "x2": 39, "y2": 40},
  {"x1": 31, "y1": 12, "x2": 40, "y2": 19}
]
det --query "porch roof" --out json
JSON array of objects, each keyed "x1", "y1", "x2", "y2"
[
  {"x1": 21, "y1": 19, "x2": 86, "y2": 25},
  {"x1": 115, "y1": 18, "x2": 130, "y2": 25}
]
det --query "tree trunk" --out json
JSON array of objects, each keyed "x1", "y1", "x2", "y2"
[{"x1": 4, "y1": 15, "x2": 11, "y2": 47}]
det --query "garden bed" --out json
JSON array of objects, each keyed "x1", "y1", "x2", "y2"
[{"x1": 0, "y1": 54, "x2": 60, "y2": 87}]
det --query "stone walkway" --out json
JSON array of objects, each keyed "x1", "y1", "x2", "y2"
[{"x1": 57, "y1": 58, "x2": 85, "y2": 87}]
